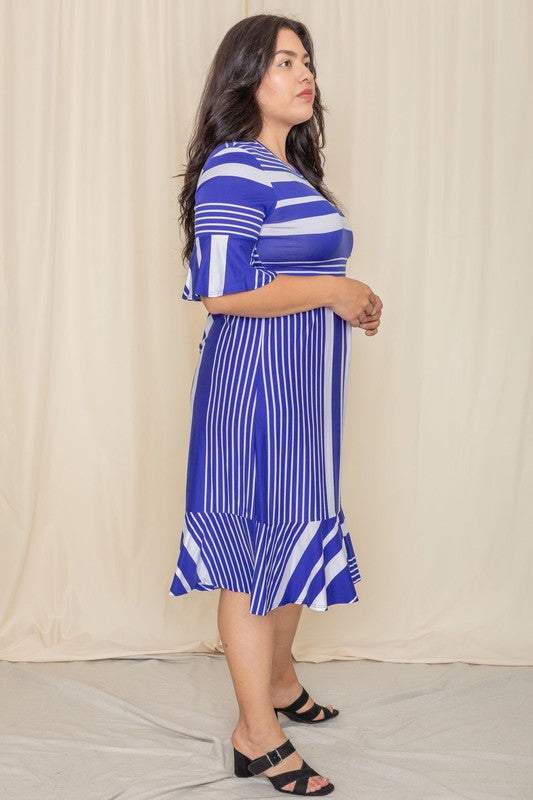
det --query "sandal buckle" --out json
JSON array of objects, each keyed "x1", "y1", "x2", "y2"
[{"x1": 266, "y1": 748, "x2": 282, "y2": 766}]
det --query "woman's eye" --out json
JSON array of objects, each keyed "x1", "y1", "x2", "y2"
[{"x1": 280, "y1": 60, "x2": 313, "y2": 70}]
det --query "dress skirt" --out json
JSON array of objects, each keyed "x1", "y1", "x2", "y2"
[{"x1": 169, "y1": 309, "x2": 362, "y2": 615}]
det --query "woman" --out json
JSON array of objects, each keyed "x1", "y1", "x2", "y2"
[{"x1": 169, "y1": 13, "x2": 382, "y2": 796}]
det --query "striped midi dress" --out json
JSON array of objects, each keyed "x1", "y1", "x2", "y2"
[{"x1": 169, "y1": 138, "x2": 362, "y2": 616}]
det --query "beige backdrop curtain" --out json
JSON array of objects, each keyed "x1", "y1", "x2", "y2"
[{"x1": 1, "y1": 0, "x2": 531, "y2": 664}]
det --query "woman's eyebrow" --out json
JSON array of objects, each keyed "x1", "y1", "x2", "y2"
[{"x1": 274, "y1": 49, "x2": 311, "y2": 59}]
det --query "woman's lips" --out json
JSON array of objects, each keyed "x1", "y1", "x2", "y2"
[{"x1": 297, "y1": 91, "x2": 313, "y2": 99}]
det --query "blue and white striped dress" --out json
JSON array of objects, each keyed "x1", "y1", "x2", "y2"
[{"x1": 169, "y1": 139, "x2": 362, "y2": 615}]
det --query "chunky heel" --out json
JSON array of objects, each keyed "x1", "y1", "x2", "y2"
[{"x1": 233, "y1": 746, "x2": 253, "y2": 777}]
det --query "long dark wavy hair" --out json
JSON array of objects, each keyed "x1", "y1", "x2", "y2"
[{"x1": 174, "y1": 13, "x2": 343, "y2": 265}]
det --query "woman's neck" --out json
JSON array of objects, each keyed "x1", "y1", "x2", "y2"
[{"x1": 254, "y1": 128, "x2": 290, "y2": 165}]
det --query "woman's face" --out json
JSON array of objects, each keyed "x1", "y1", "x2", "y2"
[{"x1": 255, "y1": 28, "x2": 315, "y2": 131}]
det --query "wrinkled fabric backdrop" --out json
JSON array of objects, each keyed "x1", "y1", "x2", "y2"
[{"x1": 1, "y1": 0, "x2": 531, "y2": 663}]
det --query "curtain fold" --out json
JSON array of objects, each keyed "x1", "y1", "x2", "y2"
[{"x1": 1, "y1": 0, "x2": 531, "y2": 663}]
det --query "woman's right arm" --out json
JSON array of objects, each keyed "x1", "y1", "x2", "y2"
[{"x1": 201, "y1": 273, "x2": 379, "y2": 325}]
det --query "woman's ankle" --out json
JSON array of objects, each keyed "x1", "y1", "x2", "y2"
[
  {"x1": 233, "y1": 718, "x2": 283, "y2": 745},
  {"x1": 270, "y1": 669, "x2": 299, "y2": 689}
]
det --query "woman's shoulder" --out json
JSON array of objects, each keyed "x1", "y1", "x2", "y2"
[
  {"x1": 198, "y1": 140, "x2": 273, "y2": 191},
  {"x1": 201, "y1": 139, "x2": 265, "y2": 170},
  {"x1": 208, "y1": 138, "x2": 260, "y2": 154}
]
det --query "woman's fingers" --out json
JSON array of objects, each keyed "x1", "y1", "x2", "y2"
[{"x1": 361, "y1": 294, "x2": 382, "y2": 334}]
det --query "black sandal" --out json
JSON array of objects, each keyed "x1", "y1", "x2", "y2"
[
  {"x1": 274, "y1": 687, "x2": 339, "y2": 724},
  {"x1": 233, "y1": 737, "x2": 334, "y2": 795}
]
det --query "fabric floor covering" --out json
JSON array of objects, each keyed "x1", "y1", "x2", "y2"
[{"x1": 1, "y1": 653, "x2": 532, "y2": 799}]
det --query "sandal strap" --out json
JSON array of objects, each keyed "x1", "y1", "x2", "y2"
[
  {"x1": 274, "y1": 685, "x2": 337, "y2": 721},
  {"x1": 279, "y1": 687, "x2": 309, "y2": 713},
  {"x1": 247, "y1": 738, "x2": 296, "y2": 775},
  {"x1": 269, "y1": 759, "x2": 319, "y2": 791},
  {"x1": 296, "y1": 700, "x2": 325, "y2": 721}
]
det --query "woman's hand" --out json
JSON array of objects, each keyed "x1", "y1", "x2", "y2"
[
  {"x1": 357, "y1": 300, "x2": 383, "y2": 335},
  {"x1": 329, "y1": 278, "x2": 383, "y2": 335}
]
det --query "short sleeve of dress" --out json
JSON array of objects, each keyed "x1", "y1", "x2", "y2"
[{"x1": 181, "y1": 144, "x2": 279, "y2": 301}]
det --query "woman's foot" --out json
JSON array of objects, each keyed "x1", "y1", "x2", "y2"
[
  {"x1": 270, "y1": 678, "x2": 334, "y2": 721},
  {"x1": 232, "y1": 723, "x2": 332, "y2": 794}
]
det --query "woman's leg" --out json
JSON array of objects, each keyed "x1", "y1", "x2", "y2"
[
  {"x1": 218, "y1": 589, "x2": 331, "y2": 793},
  {"x1": 270, "y1": 603, "x2": 334, "y2": 721}
]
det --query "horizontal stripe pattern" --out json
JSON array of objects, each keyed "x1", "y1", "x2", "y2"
[
  {"x1": 195, "y1": 201, "x2": 264, "y2": 239},
  {"x1": 171, "y1": 140, "x2": 362, "y2": 615}
]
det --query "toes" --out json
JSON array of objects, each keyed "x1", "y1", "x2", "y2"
[
  {"x1": 282, "y1": 776, "x2": 328, "y2": 793},
  {"x1": 282, "y1": 775, "x2": 330, "y2": 793}
]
